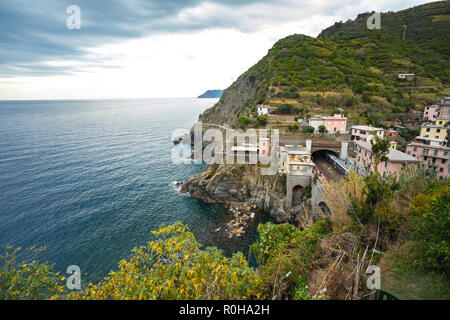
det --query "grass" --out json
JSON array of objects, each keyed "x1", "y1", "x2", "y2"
[{"x1": 379, "y1": 241, "x2": 450, "y2": 300}]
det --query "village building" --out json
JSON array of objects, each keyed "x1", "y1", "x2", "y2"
[
  {"x1": 279, "y1": 145, "x2": 315, "y2": 175},
  {"x1": 258, "y1": 137, "x2": 270, "y2": 156},
  {"x1": 308, "y1": 117, "x2": 324, "y2": 133},
  {"x1": 355, "y1": 141, "x2": 421, "y2": 177},
  {"x1": 423, "y1": 104, "x2": 439, "y2": 122},
  {"x1": 420, "y1": 118, "x2": 449, "y2": 140},
  {"x1": 406, "y1": 137, "x2": 449, "y2": 180},
  {"x1": 230, "y1": 145, "x2": 258, "y2": 157},
  {"x1": 229, "y1": 137, "x2": 271, "y2": 160},
  {"x1": 351, "y1": 125, "x2": 384, "y2": 142},
  {"x1": 257, "y1": 105, "x2": 270, "y2": 116},
  {"x1": 397, "y1": 73, "x2": 415, "y2": 80},
  {"x1": 384, "y1": 128, "x2": 398, "y2": 139},
  {"x1": 278, "y1": 145, "x2": 316, "y2": 209},
  {"x1": 322, "y1": 114, "x2": 348, "y2": 133}
]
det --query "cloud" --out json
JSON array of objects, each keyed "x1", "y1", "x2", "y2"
[
  {"x1": 1, "y1": 0, "x2": 435, "y2": 77},
  {"x1": 0, "y1": 0, "x2": 278, "y2": 76},
  {"x1": 0, "y1": 0, "x2": 437, "y2": 99}
]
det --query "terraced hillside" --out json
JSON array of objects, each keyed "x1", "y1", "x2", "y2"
[{"x1": 200, "y1": 1, "x2": 450, "y2": 127}]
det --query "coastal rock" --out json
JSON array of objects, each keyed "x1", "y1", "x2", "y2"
[{"x1": 180, "y1": 163, "x2": 289, "y2": 223}]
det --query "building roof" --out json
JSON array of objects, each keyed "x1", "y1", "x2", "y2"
[
  {"x1": 280, "y1": 145, "x2": 310, "y2": 155},
  {"x1": 322, "y1": 114, "x2": 347, "y2": 120},
  {"x1": 351, "y1": 125, "x2": 384, "y2": 131},
  {"x1": 413, "y1": 136, "x2": 446, "y2": 142},
  {"x1": 409, "y1": 137, "x2": 449, "y2": 150},
  {"x1": 356, "y1": 141, "x2": 421, "y2": 163},
  {"x1": 322, "y1": 116, "x2": 347, "y2": 120}
]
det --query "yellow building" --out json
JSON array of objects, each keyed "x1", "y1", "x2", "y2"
[{"x1": 420, "y1": 117, "x2": 449, "y2": 140}]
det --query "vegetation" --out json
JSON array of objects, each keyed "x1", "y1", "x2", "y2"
[
  {"x1": 0, "y1": 247, "x2": 65, "y2": 300},
  {"x1": 1, "y1": 2, "x2": 449, "y2": 301},
  {"x1": 200, "y1": 1, "x2": 450, "y2": 126},
  {"x1": 274, "y1": 103, "x2": 295, "y2": 115},
  {"x1": 302, "y1": 126, "x2": 315, "y2": 134},
  {"x1": 250, "y1": 219, "x2": 331, "y2": 299},
  {"x1": 1, "y1": 223, "x2": 264, "y2": 300}
]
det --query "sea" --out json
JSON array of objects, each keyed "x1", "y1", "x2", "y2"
[{"x1": 0, "y1": 98, "x2": 268, "y2": 282}]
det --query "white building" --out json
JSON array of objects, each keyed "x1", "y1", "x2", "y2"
[
  {"x1": 351, "y1": 125, "x2": 384, "y2": 142},
  {"x1": 257, "y1": 105, "x2": 270, "y2": 116},
  {"x1": 308, "y1": 117, "x2": 324, "y2": 133}
]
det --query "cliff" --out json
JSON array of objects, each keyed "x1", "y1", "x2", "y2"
[{"x1": 180, "y1": 163, "x2": 291, "y2": 223}]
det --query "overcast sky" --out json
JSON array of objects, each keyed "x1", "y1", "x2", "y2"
[{"x1": 0, "y1": 0, "x2": 435, "y2": 100}]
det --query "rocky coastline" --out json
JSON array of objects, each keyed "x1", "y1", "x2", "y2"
[{"x1": 180, "y1": 163, "x2": 290, "y2": 224}]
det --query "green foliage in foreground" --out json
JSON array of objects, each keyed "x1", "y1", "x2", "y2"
[
  {"x1": 409, "y1": 183, "x2": 450, "y2": 274},
  {"x1": 1, "y1": 223, "x2": 264, "y2": 300},
  {"x1": 250, "y1": 219, "x2": 332, "y2": 299},
  {"x1": 0, "y1": 247, "x2": 65, "y2": 300}
]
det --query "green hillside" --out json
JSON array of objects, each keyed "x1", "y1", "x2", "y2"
[{"x1": 200, "y1": 1, "x2": 450, "y2": 127}]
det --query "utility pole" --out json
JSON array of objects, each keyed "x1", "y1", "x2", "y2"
[{"x1": 402, "y1": 25, "x2": 407, "y2": 40}]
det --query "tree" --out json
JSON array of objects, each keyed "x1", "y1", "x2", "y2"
[
  {"x1": 318, "y1": 125, "x2": 327, "y2": 134},
  {"x1": 274, "y1": 104, "x2": 294, "y2": 114},
  {"x1": 302, "y1": 126, "x2": 315, "y2": 134},
  {"x1": 255, "y1": 115, "x2": 268, "y2": 127},
  {"x1": 411, "y1": 188, "x2": 450, "y2": 273},
  {"x1": 370, "y1": 134, "x2": 389, "y2": 172}
]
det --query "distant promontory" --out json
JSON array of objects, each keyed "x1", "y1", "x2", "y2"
[{"x1": 197, "y1": 90, "x2": 223, "y2": 98}]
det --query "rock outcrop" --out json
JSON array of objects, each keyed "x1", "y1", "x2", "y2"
[{"x1": 180, "y1": 163, "x2": 290, "y2": 223}]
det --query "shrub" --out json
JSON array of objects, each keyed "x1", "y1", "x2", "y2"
[
  {"x1": 0, "y1": 247, "x2": 65, "y2": 300},
  {"x1": 302, "y1": 126, "x2": 315, "y2": 133}
]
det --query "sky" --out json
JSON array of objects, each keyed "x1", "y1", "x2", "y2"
[{"x1": 0, "y1": 0, "x2": 436, "y2": 100}]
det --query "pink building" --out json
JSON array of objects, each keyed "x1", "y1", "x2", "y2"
[
  {"x1": 351, "y1": 125, "x2": 384, "y2": 143},
  {"x1": 355, "y1": 141, "x2": 421, "y2": 176},
  {"x1": 406, "y1": 137, "x2": 449, "y2": 180},
  {"x1": 259, "y1": 138, "x2": 270, "y2": 156},
  {"x1": 423, "y1": 105, "x2": 438, "y2": 122},
  {"x1": 322, "y1": 114, "x2": 347, "y2": 133}
]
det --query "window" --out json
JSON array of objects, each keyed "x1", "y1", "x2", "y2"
[
  {"x1": 439, "y1": 168, "x2": 444, "y2": 172},
  {"x1": 426, "y1": 128, "x2": 430, "y2": 132},
  {"x1": 437, "y1": 129, "x2": 441, "y2": 133},
  {"x1": 434, "y1": 149, "x2": 438, "y2": 156},
  {"x1": 443, "y1": 159, "x2": 447, "y2": 164},
  {"x1": 413, "y1": 146, "x2": 417, "y2": 151}
]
